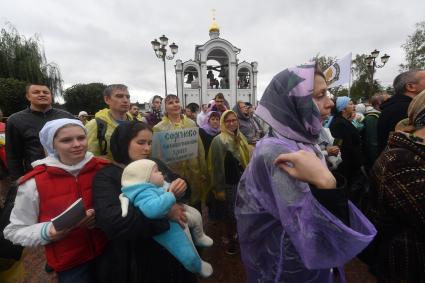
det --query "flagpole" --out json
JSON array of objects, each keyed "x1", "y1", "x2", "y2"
[
  {"x1": 348, "y1": 53, "x2": 352, "y2": 98},
  {"x1": 348, "y1": 68, "x2": 352, "y2": 98}
]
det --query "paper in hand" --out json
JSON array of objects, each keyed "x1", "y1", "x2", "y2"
[{"x1": 51, "y1": 198, "x2": 86, "y2": 231}]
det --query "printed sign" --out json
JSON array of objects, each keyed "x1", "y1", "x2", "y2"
[{"x1": 151, "y1": 127, "x2": 199, "y2": 163}]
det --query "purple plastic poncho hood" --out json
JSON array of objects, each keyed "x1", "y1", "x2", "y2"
[{"x1": 235, "y1": 63, "x2": 376, "y2": 283}]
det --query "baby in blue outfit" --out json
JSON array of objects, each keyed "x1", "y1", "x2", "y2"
[{"x1": 119, "y1": 159, "x2": 213, "y2": 277}]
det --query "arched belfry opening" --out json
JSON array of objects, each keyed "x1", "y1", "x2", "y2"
[
  {"x1": 175, "y1": 12, "x2": 257, "y2": 108},
  {"x1": 206, "y1": 48, "x2": 229, "y2": 89},
  {"x1": 183, "y1": 66, "x2": 199, "y2": 89},
  {"x1": 238, "y1": 67, "x2": 251, "y2": 89}
]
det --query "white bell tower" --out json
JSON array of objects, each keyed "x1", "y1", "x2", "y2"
[{"x1": 175, "y1": 12, "x2": 258, "y2": 108}]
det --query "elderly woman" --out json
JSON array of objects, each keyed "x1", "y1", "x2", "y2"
[
  {"x1": 4, "y1": 118, "x2": 108, "y2": 283},
  {"x1": 207, "y1": 110, "x2": 250, "y2": 255},
  {"x1": 92, "y1": 121, "x2": 196, "y2": 283},
  {"x1": 329, "y1": 96, "x2": 365, "y2": 204},
  {"x1": 232, "y1": 101, "x2": 262, "y2": 145},
  {"x1": 153, "y1": 94, "x2": 207, "y2": 210},
  {"x1": 366, "y1": 89, "x2": 425, "y2": 283},
  {"x1": 235, "y1": 64, "x2": 376, "y2": 282}
]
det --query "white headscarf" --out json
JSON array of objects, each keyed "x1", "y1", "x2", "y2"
[{"x1": 39, "y1": 118, "x2": 86, "y2": 157}]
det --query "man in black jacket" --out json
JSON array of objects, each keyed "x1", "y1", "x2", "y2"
[
  {"x1": 377, "y1": 70, "x2": 425, "y2": 153},
  {"x1": 5, "y1": 84, "x2": 75, "y2": 181}
]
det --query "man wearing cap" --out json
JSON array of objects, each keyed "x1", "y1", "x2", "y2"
[{"x1": 78, "y1": 111, "x2": 89, "y2": 125}]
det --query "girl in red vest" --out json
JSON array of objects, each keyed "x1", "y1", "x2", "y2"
[{"x1": 4, "y1": 118, "x2": 108, "y2": 283}]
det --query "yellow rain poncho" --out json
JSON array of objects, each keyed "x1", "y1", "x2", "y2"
[
  {"x1": 207, "y1": 110, "x2": 250, "y2": 195},
  {"x1": 0, "y1": 257, "x2": 25, "y2": 283},
  {"x1": 86, "y1": 108, "x2": 133, "y2": 160},
  {"x1": 153, "y1": 115, "x2": 207, "y2": 205}
]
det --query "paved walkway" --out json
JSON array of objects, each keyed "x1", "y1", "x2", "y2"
[{"x1": 20, "y1": 218, "x2": 376, "y2": 283}]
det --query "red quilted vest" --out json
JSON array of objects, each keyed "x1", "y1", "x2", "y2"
[{"x1": 20, "y1": 157, "x2": 109, "y2": 272}]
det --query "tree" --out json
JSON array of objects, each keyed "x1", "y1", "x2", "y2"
[
  {"x1": 310, "y1": 54, "x2": 337, "y2": 71},
  {"x1": 0, "y1": 24, "x2": 62, "y2": 99},
  {"x1": 0, "y1": 24, "x2": 63, "y2": 116},
  {"x1": 400, "y1": 21, "x2": 425, "y2": 71},
  {"x1": 63, "y1": 83, "x2": 107, "y2": 115},
  {"x1": 329, "y1": 85, "x2": 349, "y2": 98},
  {"x1": 0, "y1": 78, "x2": 28, "y2": 116},
  {"x1": 350, "y1": 54, "x2": 383, "y2": 100}
]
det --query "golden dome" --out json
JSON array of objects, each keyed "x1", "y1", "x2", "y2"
[{"x1": 209, "y1": 19, "x2": 220, "y2": 33}]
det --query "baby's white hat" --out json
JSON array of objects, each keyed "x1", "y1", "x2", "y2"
[{"x1": 121, "y1": 159, "x2": 157, "y2": 187}]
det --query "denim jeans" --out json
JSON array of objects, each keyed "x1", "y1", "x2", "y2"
[{"x1": 57, "y1": 260, "x2": 94, "y2": 283}]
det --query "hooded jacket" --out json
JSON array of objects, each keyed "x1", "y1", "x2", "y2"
[
  {"x1": 153, "y1": 116, "x2": 207, "y2": 205},
  {"x1": 362, "y1": 108, "x2": 381, "y2": 168},
  {"x1": 86, "y1": 108, "x2": 133, "y2": 160},
  {"x1": 3, "y1": 153, "x2": 108, "y2": 272},
  {"x1": 207, "y1": 110, "x2": 250, "y2": 194},
  {"x1": 235, "y1": 64, "x2": 376, "y2": 283},
  {"x1": 377, "y1": 94, "x2": 412, "y2": 153},
  {"x1": 232, "y1": 104, "x2": 260, "y2": 144}
]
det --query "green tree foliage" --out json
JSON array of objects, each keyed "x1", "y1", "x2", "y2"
[
  {"x1": 350, "y1": 54, "x2": 383, "y2": 100},
  {"x1": 63, "y1": 83, "x2": 107, "y2": 115},
  {"x1": 400, "y1": 21, "x2": 425, "y2": 71},
  {"x1": 0, "y1": 24, "x2": 63, "y2": 116},
  {"x1": 0, "y1": 78, "x2": 28, "y2": 116},
  {"x1": 311, "y1": 54, "x2": 337, "y2": 71},
  {"x1": 329, "y1": 85, "x2": 349, "y2": 98},
  {"x1": 0, "y1": 24, "x2": 62, "y2": 97}
]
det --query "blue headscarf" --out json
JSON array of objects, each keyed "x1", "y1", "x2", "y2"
[
  {"x1": 336, "y1": 96, "x2": 350, "y2": 113},
  {"x1": 255, "y1": 63, "x2": 322, "y2": 144}
]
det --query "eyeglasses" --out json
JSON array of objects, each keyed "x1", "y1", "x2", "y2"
[{"x1": 215, "y1": 100, "x2": 224, "y2": 103}]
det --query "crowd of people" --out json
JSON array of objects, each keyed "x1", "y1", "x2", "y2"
[{"x1": 0, "y1": 66, "x2": 424, "y2": 283}]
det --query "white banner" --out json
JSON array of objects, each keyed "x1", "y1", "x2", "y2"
[
  {"x1": 151, "y1": 127, "x2": 199, "y2": 164},
  {"x1": 324, "y1": 53, "x2": 352, "y2": 88}
]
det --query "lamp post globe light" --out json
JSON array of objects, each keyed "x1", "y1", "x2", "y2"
[
  {"x1": 365, "y1": 49, "x2": 390, "y2": 97},
  {"x1": 151, "y1": 35, "x2": 178, "y2": 96}
]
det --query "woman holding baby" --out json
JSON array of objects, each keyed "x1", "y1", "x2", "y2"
[{"x1": 92, "y1": 121, "x2": 197, "y2": 283}]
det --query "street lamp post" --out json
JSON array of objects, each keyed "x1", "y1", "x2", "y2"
[
  {"x1": 365, "y1": 49, "x2": 390, "y2": 97},
  {"x1": 151, "y1": 35, "x2": 178, "y2": 96}
]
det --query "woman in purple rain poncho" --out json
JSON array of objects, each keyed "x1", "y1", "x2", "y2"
[{"x1": 235, "y1": 63, "x2": 377, "y2": 283}]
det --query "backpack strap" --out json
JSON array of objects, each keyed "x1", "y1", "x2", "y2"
[{"x1": 96, "y1": 118, "x2": 108, "y2": 156}]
